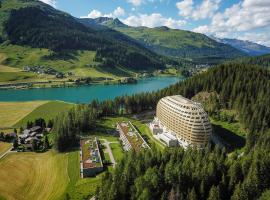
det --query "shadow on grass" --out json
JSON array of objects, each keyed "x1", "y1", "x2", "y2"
[{"x1": 212, "y1": 124, "x2": 246, "y2": 150}]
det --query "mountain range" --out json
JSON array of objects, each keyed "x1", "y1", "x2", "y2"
[
  {"x1": 210, "y1": 36, "x2": 270, "y2": 56},
  {"x1": 81, "y1": 17, "x2": 247, "y2": 64},
  {"x1": 0, "y1": 0, "x2": 167, "y2": 72},
  {"x1": 0, "y1": 0, "x2": 268, "y2": 77}
]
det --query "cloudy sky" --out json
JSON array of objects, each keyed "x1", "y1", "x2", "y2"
[{"x1": 40, "y1": 0, "x2": 270, "y2": 47}]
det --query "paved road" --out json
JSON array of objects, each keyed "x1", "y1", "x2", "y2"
[
  {"x1": 0, "y1": 147, "x2": 13, "y2": 160},
  {"x1": 100, "y1": 139, "x2": 117, "y2": 168}
]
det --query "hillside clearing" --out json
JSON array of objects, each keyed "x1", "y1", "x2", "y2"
[
  {"x1": 0, "y1": 101, "x2": 48, "y2": 128},
  {"x1": 0, "y1": 151, "x2": 69, "y2": 200},
  {"x1": 15, "y1": 101, "x2": 74, "y2": 127},
  {"x1": 0, "y1": 65, "x2": 21, "y2": 73}
]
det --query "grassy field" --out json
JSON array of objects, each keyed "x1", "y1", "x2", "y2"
[
  {"x1": 0, "y1": 65, "x2": 21, "y2": 73},
  {"x1": 0, "y1": 151, "x2": 69, "y2": 200},
  {"x1": 0, "y1": 72, "x2": 36, "y2": 83},
  {"x1": 0, "y1": 101, "x2": 48, "y2": 128},
  {"x1": 0, "y1": 142, "x2": 12, "y2": 157},
  {"x1": 0, "y1": 45, "x2": 133, "y2": 85},
  {"x1": 15, "y1": 101, "x2": 74, "y2": 127},
  {"x1": 0, "y1": 150, "x2": 104, "y2": 200},
  {"x1": 110, "y1": 143, "x2": 124, "y2": 162}
]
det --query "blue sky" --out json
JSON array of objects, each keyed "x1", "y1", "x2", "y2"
[{"x1": 41, "y1": 0, "x2": 270, "y2": 46}]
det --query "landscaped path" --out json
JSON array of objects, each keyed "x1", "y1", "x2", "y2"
[{"x1": 100, "y1": 139, "x2": 117, "y2": 168}]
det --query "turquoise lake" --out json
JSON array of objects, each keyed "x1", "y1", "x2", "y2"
[{"x1": 0, "y1": 77, "x2": 183, "y2": 103}]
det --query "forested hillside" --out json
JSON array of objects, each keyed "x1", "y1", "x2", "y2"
[
  {"x1": 0, "y1": 0, "x2": 165, "y2": 70},
  {"x1": 232, "y1": 54, "x2": 270, "y2": 68},
  {"x1": 96, "y1": 130, "x2": 270, "y2": 200},
  {"x1": 51, "y1": 62, "x2": 270, "y2": 199},
  {"x1": 87, "y1": 17, "x2": 247, "y2": 64}
]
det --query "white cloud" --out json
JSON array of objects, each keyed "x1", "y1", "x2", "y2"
[
  {"x1": 122, "y1": 13, "x2": 186, "y2": 29},
  {"x1": 176, "y1": 0, "x2": 220, "y2": 20},
  {"x1": 127, "y1": 0, "x2": 144, "y2": 7},
  {"x1": 176, "y1": 0, "x2": 193, "y2": 18},
  {"x1": 127, "y1": 0, "x2": 165, "y2": 7},
  {"x1": 39, "y1": 0, "x2": 56, "y2": 7},
  {"x1": 111, "y1": 7, "x2": 125, "y2": 18},
  {"x1": 85, "y1": 10, "x2": 102, "y2": 18},
  {"x1": 193, "y1": 0, "x2": 270, "y2": 46},
  {"x1": 82, "y1": 7, "x2": 125, "y2": 19}
]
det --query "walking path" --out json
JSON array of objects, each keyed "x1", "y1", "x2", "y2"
[
  {"x1": 100, "y1": 139, "x2": 117, "y2": 168},
  {"x1": 0, "y1": 147, "x2": 13, "y2": 160}
]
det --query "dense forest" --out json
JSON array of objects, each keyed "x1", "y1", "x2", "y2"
[
  {"x1": 232, "y1": 54, "x2": 270, "y2": 68},
  {"x1": 96, "y1": 130, "x2": 270, "y2": 200}
]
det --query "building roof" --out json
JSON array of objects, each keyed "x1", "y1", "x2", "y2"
[
  {"x1": 30, "y1": 126, "x2": 42, "y2": 132},
  {"x1": 162, "y1": 95, "x2": 203, "y2": 110},
  {"x1": 159, "y1": 133, "x2": 178, "y2": 143}
]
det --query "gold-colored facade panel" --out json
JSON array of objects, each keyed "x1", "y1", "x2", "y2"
[{"x1": 156, "y1": 95, "x2": 212, "y2": 146}]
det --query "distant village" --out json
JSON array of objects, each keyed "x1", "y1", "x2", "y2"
[{"x1": 23, "y1": 66, "x2": 66, "y2": 78}]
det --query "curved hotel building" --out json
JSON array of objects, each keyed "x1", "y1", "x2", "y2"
[{"x1": 151, "y1": 95, "x2": 212, "y2": 148}]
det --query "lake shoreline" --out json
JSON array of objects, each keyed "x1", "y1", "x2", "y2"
[
  {"x1": 0, "y1": 76, "x2": 184, "y2": 103},
  {"x1": 0, "y1": 74, "x2": 183, "y2": 91}
]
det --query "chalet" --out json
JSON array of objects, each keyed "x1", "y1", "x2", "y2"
[{"x1": 19, "y1": 126, "x2": 43, "y2": 144}]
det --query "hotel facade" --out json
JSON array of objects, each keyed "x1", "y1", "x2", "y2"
[{"x1": 151, "y1": 95, "x2": 212, "y2": 148}]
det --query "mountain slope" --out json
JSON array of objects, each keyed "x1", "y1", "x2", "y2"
[
  {"x1": 0, "y1": 0, "x2": 166, "y2": 71},
  {"x1": 86, "y1": 17, "x2": 247, "y2": 64},
  {"x1": 211, "y1": 37, "x2": 270, "y2": 56}
]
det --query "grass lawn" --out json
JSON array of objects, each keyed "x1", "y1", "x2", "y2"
[
  {"x1": 15, "y1": 101, "x2": 74, "y2": 127},
  {"x1": 0, "y1": 101, "x2": 48, "y2": 128},
  {"x1": 91, "y1": 132, "x2": 119, "y2": 143},
  {"x1": 132, "y1": 120, "x2": 165, "y2": 150},
  {"x1": 0, "y1": 151, "x2": 69, "y2": 200},
  {"x1": 0, "y1": 142, "x2": 12, "y2": 157},
  {"x1": 110, "y1": 143, "x2": 124, "y2": 162}
]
